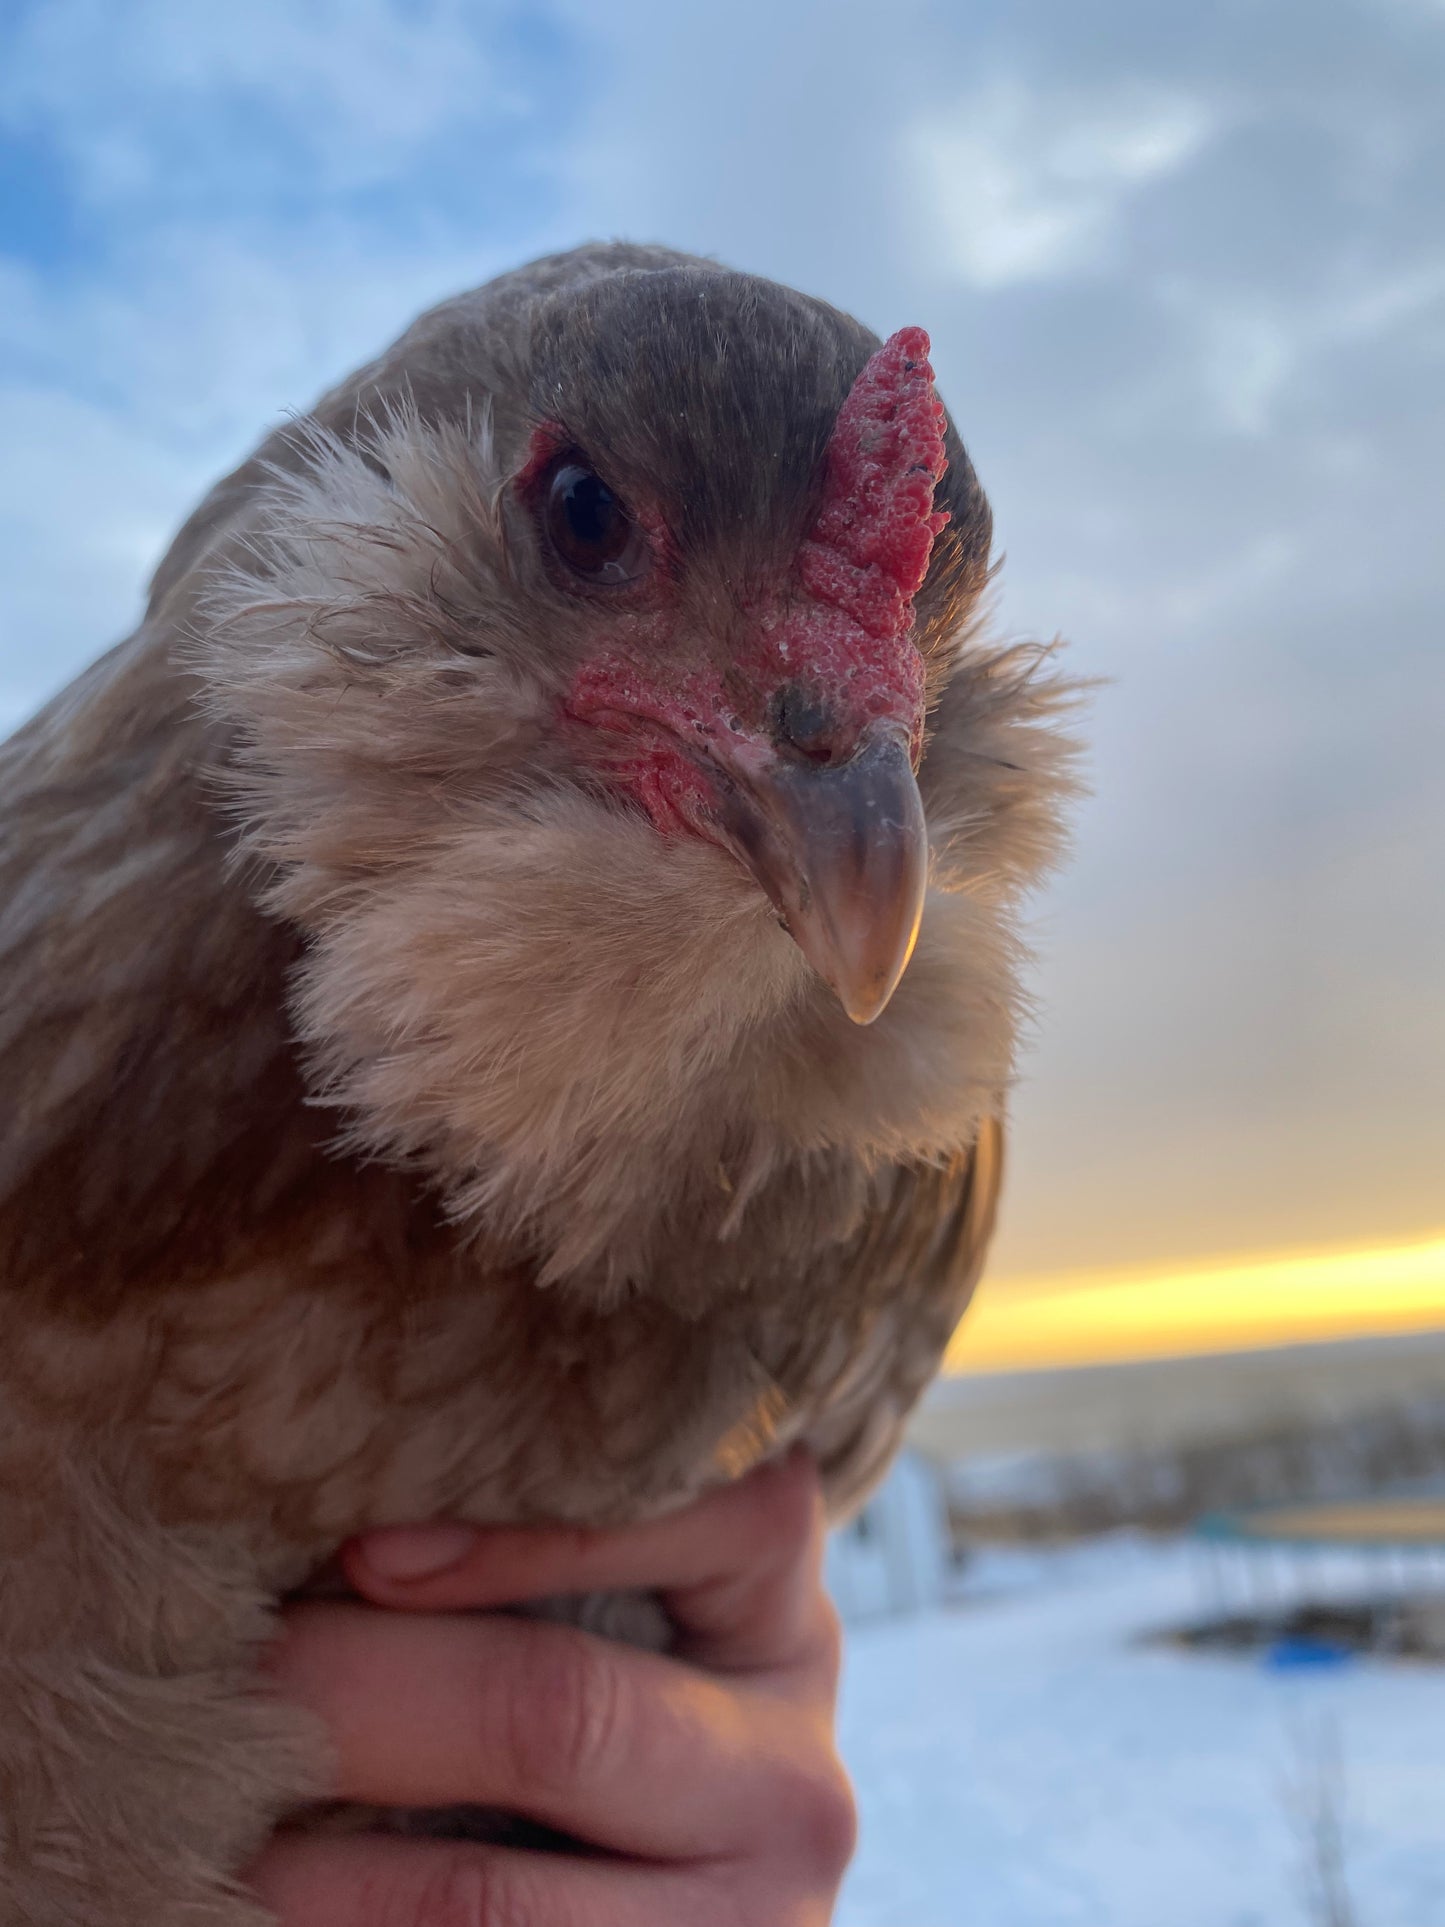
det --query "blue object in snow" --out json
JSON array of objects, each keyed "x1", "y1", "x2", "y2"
[{"x1": 1263, "y1": 1636, "x2": 1356, "y2": 1671}]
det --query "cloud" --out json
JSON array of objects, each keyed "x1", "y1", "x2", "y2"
[
  {"x1": 907, "y1": 79, "x2": 1215, "y2": 289},
  {"x1": 1142, "y1": 250, "x2": 1445, "y2": 441},
  {"x1": 0, "y1": 0, "x2": 519, "y2": 203}
]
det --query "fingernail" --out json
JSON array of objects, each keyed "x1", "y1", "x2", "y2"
[{"x1": 358, "y1": 1522, "x2": 478, "y2": 1581}]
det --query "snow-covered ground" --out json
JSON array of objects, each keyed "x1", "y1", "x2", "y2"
[{"x1": 836, "y1": 1537, "x2": 1445, "y2": 1927}]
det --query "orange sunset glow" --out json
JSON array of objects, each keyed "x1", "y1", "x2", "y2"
[{"x1": 947, "y1": 1230, "x2": 1445, "y2": 1376}]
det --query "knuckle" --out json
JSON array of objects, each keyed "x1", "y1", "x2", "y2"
[
  {"x1": 503, "y1": 1626, "x2": 625, "y2": 1799},
  {"x1": 783, "y1": 1755, "x2": 859, "y2": 1880}
]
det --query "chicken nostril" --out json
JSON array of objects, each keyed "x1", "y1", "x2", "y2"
[{"x1": 773, "y1": 685, "x2": 838, "y2": 764}]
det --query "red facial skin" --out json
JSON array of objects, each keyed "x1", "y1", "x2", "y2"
[{"x1": 538, "y1": 329, "x2": 950, "y2": 837}]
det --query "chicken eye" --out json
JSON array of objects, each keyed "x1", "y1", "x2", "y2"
[{"x1": 544, "y1": 462, "x2": 649, "y2": 585}]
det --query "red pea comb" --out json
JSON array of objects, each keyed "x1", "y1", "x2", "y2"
[{"x1": 798, "y1": 327, "x2": 950, "y2": 640}]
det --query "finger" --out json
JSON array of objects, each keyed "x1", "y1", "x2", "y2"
[
  {"x1": 265, "y1": 1601, "x2": 820, "y2": 1859},
  {"x1": 342, "y1": 1450, "x2": 832, "y2": 1679},
  {"x1": 248, "y1": 1832, "x2": 720, "y2": 1927}
]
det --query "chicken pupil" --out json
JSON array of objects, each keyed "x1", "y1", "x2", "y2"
[
  {"x1": 550, "y1": 462, "x2": 628, "y2": 570},
  {"x1": 565, "y1": 471, "x2": 614, "y2": 544}
]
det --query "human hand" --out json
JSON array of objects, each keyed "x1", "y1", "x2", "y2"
[{"x1": 250, "y1": 1451, "x2": 856, "y2": 1925}]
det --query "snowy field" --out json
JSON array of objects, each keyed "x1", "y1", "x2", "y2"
[{"x1": 836, "y1": 1537, "x2": 1445, "y2": 1927}]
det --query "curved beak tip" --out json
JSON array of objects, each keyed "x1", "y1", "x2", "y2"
[
  {"x1": 826, "y1": 900, "x2": 925, "y2": 1026},
  {"x1": 806, "y1": 816, "x2": 926, "y2": 1026}
]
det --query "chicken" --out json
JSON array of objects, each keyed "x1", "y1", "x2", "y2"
[{"x1": 0, "y1": 242, "x2": 1077, "y2": 1923}]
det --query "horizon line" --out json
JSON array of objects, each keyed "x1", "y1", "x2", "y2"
[{"x1": 945, "y1": 1227, "x2": 1445, "y2": 1376}]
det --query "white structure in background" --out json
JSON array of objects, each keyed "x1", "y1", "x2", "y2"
[{"x1": 827, "y1": 1450, "x2": 953, "y2": 1624}]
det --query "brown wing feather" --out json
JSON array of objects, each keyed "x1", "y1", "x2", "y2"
[
  {"x1": 0, "y1": 635, "x2": 332, "y2": 1309},
  {"x1": 804, "y1": 1118, "x2": 1003, "y2": 1515}
]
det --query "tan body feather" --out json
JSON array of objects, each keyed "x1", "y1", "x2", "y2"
[{"x1": 0, "y1": 244, "x2": 1076, "y2": 1923}]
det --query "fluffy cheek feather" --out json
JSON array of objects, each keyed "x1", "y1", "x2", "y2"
[
  {"x1": 282, "y1": 799, "x2": 803, "y2": 1266},
  {"x1": 275, "y1": 793, "x2": 1018, "y2": 1292}
]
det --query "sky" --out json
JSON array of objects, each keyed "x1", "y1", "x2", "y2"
[{"x1": 2, "y1": 0, "x2": 1442, "y2": 1346}]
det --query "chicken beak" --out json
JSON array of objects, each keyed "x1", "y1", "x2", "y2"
[{"x1": 718, "y1": 723, "x2": 929, "y2": 1025}]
